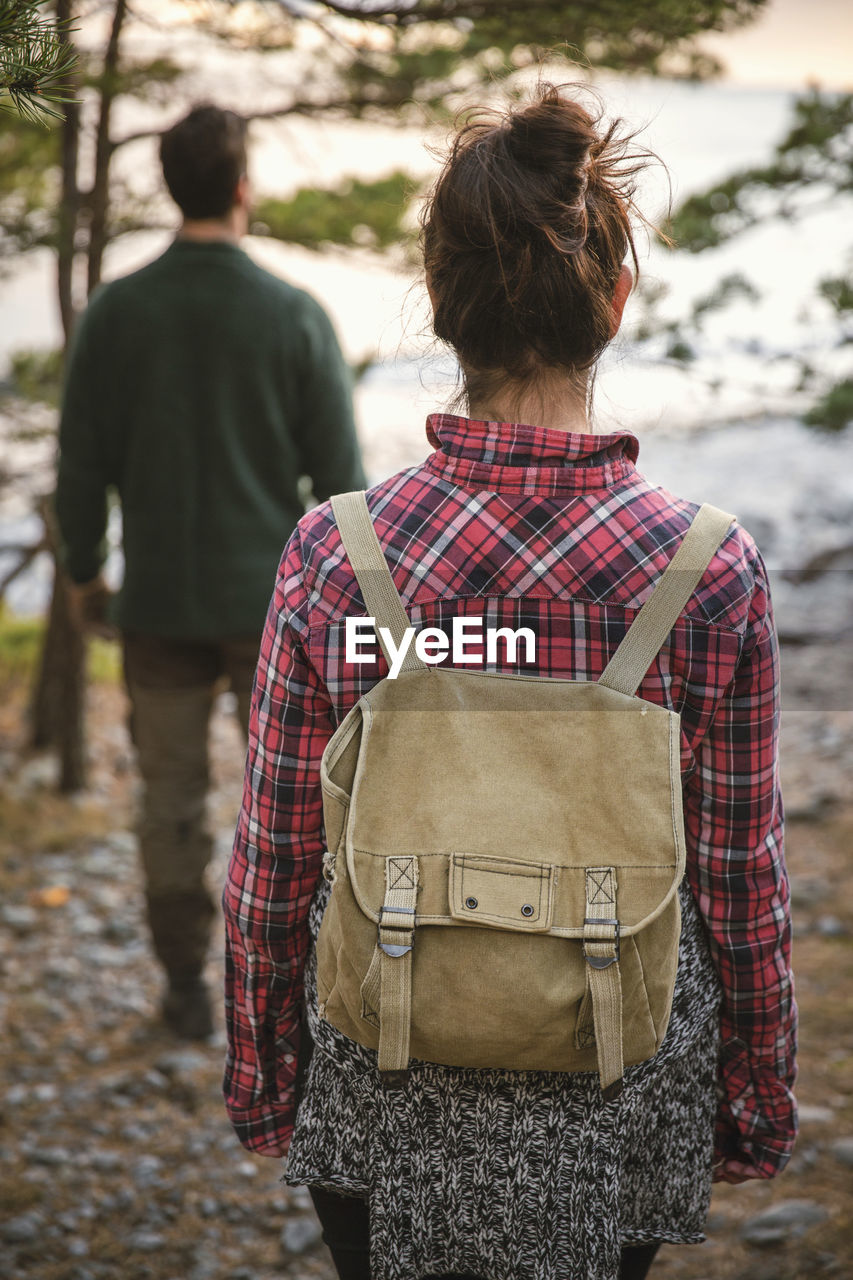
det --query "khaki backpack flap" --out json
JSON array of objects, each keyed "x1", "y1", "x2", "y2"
[{"x1": 316, "y1": 492, "x2": 734, "y2": 1097}]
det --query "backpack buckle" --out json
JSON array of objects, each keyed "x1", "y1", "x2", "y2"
[
  {"x1": 583, "y1": 918, "x2": 620, "y2": 969},
  {"x1": 378, "y1": 905, "x2": 415, "y2": 957}
]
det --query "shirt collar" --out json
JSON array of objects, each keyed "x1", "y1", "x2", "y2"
[{"x1": 425, "y1": 413, "x2": 639, "y2": 495}]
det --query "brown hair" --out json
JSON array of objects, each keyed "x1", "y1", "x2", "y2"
[
  {"x1": 160, "y1": 105, "x2": 248, "y2": 220},
  {"x1": 421, "y1": 85, "x2": 649, "y2": 405}
]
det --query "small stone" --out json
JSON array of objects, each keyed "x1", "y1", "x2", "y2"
[
  {"x1": 789, "y1": 875, "x2": 832, "y2": 908},
  {"x1": 281, "y1": 1215, "x2": 323, "y2": 1254},
  {"x1": 68, "y1": 1238, "x2": 90, "y2": 1258},
  {"x1": 133, "y1": 1155, "x2": 163, "y2": 1188},
  {"x1": 106, "y1": 830, "x2": 138, "y2": 858},
  {"x1": 2, "y1": 1214, "x2": 41, "y2": 1244},
  {"x1": 120, "y1": 1123, "x2": 150, "y2": 1143},
  {"x1": 127, "y1": 1230, "x2": 166, "y2": 1253},
  {"x1": 100, "y1": 1072, "x2": 133, "y2": 1096},
  {"x1": 81, "y1": 845, "x2": 118, "y2": 876},
  {"x1": 787, "y1": 1144, "x2": 819, "y2": 1173},
  {"x1": 90, "y1": 1150, "x2": 122, "y2": 1173},
  {"x1": 85, "y1": 1046, "x2": 109, "y2": 1066},
  {"x1": 237, "y1": 1160, "x2": 258, "y2": 1178},
  {"x1": 185, "y1": 1134, "x2": 214, "y2": 1158},
  {"x1": 15, "y1": 755, "x2": 60, "y2": 791},
  {"x1": 155, "y1": 1048, "x2": 209, "y2": 1078},
  {"x1": 0, "y1": 905, "x2": 39, "y2": 935},
  {"x1": 817, "y1": 915, "x2": 848, "y2": 938},
  {"x1": 741, "y1": 1199, "x2": 829, "y2": 1247},
  {"x1": 71, "y1": 913, "x2": 103, "y2": 938},
  {"x1": 189, "y1": 1249, "x2": 219, "y2": 1280},
  {"x1": 143, "y1": 1069, "x2": 169, "y2": 1092},
  {"x1": 798, "y1": 1104, "x2": 835, "y2": 1125},
  {"x1": 31, "y1": 1146, "x2": 71, "y2": 1166},
  {"x1": 44, "y1": 957, "x2": 81, "y2": 982},
  {"x1": 830, "y1": 1138, "x2": 853, "y2": 1168},
  {"x1": 100, "y1": 919, "x2": 137, "y2": 944}
]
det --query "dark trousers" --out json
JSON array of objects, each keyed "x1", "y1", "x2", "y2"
[
  {"x1": 308, "y1": 1186, "x2": 660, "y2": 1280},
  {"x1": 122, "y1": 632, "x2": 260, "y2": 979}
]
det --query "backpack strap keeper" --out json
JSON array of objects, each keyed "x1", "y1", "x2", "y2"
[
  {"x1": 583, "y1": 917, "x2": 620, "y2": 968},
  {"x1": 377, "y1": 856, "x2": 419, "y2": 1079},
  {"x1": 582, "y1": 867, "x2": 624, "y2": 1099}
]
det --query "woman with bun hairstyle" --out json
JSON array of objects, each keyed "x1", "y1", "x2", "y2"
[{"x1": 223, "y1": 86, "x2": 797, "y2": 1280}]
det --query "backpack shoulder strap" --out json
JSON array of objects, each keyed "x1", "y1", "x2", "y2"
[
  {"x1": 598, "y1": 503, "x2": 735, "y2": 698},
  {"x1": 331, "y1": 490, "x2": 425, "y2": 674}
]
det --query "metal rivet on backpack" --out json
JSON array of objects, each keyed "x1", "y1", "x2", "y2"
[
  {"x1": 521, "y1": 904, "x2": 535, "y2": 918},
  {"x1": 465, "y1": 896, "x2": 478, "y2": 910}
]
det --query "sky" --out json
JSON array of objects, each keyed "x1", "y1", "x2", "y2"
[{"x1": 698, "y1": 0, "x2": 853, "y2": 89}]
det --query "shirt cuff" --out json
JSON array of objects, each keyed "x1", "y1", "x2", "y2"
[
  {"x1": 224, "y1": 1099, "x2": 295, "y2": 1159},
  {"x1": 716, "y1": 1036, "x2": 798, "y2": 1179}
]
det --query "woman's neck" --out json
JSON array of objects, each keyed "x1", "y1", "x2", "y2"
[{"x1": 465, "y1": 370, "x2": 592, "y2": 434}]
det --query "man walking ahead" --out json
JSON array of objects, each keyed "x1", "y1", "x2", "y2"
[{"x1": 56, "y1": 105, "x2": 366, "y2": 1039}]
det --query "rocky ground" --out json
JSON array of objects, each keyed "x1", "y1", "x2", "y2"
[{"x1": 1, "y1": 557, "x2": 852, "y2": 1280}]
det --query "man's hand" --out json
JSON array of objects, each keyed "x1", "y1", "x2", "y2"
[{"x1": 67, "y1": 574, "x2": 117, "y2": 640}]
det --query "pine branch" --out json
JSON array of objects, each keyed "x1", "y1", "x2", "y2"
[
  {"x1": 0, "y1": 0, "x2": 78, "y2": 123},
  {"x1": 110, "y1": 90, "x2": 419, "y2": 153}
]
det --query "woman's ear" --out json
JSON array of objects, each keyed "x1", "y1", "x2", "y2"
[
  {"x1": 609, "y1": 264, "x2": 633, "y2": 338},
  {"x1": 425, "y1": 270, "x2": 438, "y2": 314}
]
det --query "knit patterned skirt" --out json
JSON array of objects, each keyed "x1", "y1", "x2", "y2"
[{"x1": 285, "y1": 879, "x2": 720, "y2": 1280}]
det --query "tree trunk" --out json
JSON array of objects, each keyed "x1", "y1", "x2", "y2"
[
  {"x1": 30, "y1": 502, "x2": 86, "y2": 792},
  {"x1": 32, "y1": 0, "x2": 128, "y2": 790},
  {"x1": 28, "y1": 0, "x2": 87, "y2": 791},
  {"x1": 87, "y1": 0, "x2": 127, "y2": 293}
]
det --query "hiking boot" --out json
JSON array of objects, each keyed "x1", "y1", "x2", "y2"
[{"x1": 162, "y1": 976, "x2": 214, "y2": 1041}]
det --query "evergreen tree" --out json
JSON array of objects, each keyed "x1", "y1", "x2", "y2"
[{"x1": 663, "y1": 89, "x2": 853, "y2": 429}]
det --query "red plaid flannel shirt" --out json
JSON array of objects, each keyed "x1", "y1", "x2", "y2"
[{"x1": 223, "y1": 413, "x2": 797, "y2": 1178}]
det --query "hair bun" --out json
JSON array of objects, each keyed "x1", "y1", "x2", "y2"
[{"x1": 505, "y1": 98, "x2": 595, "y2": 190}]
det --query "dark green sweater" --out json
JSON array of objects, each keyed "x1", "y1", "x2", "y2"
[{"x1": 56, "y1": 238, "x2": 365, "y2": 637}]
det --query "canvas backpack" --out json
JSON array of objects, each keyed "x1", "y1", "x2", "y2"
[{"x1": 315, "y1": 491, "x2": 733, "y2": 1097}]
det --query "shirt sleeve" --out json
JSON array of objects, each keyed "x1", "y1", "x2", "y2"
[
  {"x1": 683, "y1": 552, "x2": 797, "y2": 1180},
  {"x1": 291, "y1": 297, "x2": 367, "y2": 500},
  {"x1": 55, "y1": 304, "x2": 111, "y2": 584},
  {"x1": 222, "y1": 527, "x2": 332, "y2": 1157}
]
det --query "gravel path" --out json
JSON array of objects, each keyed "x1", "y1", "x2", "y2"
[{"x1": 2, "y1": 416, "x2": 853, "y2": 1276}]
